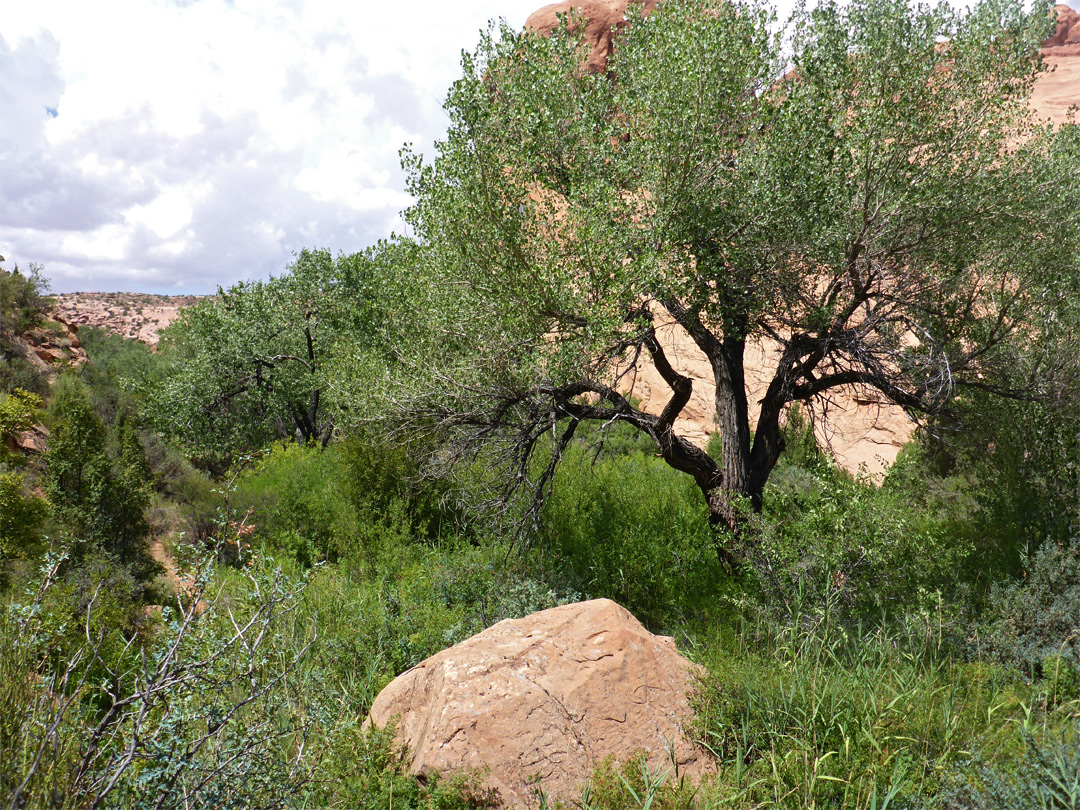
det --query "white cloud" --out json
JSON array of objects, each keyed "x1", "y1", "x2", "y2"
[
  {"x1": 1, "y1": 0, "x2": 542, "y2": 292},
  {"x1": 126, "y1": 186, "x2": 195, "y2": 239}
]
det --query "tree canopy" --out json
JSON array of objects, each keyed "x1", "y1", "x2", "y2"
[
  {"x1": 359, "y1": 0, "x2": 1080, "y2": 558},
  {"x1": 155, "y1": 249, "x2": 385, "y2": 465}
]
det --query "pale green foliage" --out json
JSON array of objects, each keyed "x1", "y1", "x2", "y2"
[
  {"x1": 1, "y1": 545, "x2": 317, "y2": 809},
  {"x1": 910, "y1": 726, "x2": 1080, "y2": 810},
  {"x1": 980, "y1": 538, "x2": 1080, "y2": 677}
]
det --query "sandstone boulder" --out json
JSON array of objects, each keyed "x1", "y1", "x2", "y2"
[
  {"x1": 365, "y1": 598, "x2": 711, "y2": 808},
  {"x1": 1042, "y1": 5, "x2": 1080, "y2": 52},
  {"x1": 525, "y1": 0, "x2": 658, "y2": 73}
]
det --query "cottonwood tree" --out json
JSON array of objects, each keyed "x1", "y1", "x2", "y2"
[
  {"x1": 156, "y1": 249, "x2": 377, "y2": 464},
  {"x1": 370, "y1": 0, "x2": 1080, "y2": 557}
]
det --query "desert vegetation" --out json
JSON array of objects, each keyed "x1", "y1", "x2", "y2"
[{"x1": 3, "y1": 0, "x2": 1080, "y2": 807}]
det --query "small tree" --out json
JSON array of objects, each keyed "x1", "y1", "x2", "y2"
[
  {"x1": 45, "y1": 376, "x2": 150, "y2": 566},
  {"x1": 155, "y1": 249, "x2": 379, "y2": 464},
  {"x1": 371, "y1": 0, "x2": 1080, "y2": 558},
  {"x1": 0, "y1": 260, "x2": 51, "y2": 340}
]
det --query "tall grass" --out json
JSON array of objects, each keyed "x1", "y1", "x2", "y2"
[{"x1": 559, "y1": 584, "x2": 1079, "y2": 810}]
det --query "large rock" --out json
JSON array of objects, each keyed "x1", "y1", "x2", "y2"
[
  {"x1": 1042, "y1": 5, "x2": 1080, "y2": 54},
  {"x1": 365, "y1": 598, "x2": 711, "y2": 808},
  {"x1": 1034, "y1": 6, "x2": 1080, "y2": 124},
  {"x1": 525, "y1": 0, "x2": 658, "y2": 73}
]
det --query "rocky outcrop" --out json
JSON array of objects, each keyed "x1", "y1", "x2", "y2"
[
  {"x1": 53, "y1": 292, "x2": 207, "y2": 347},
  {"x1": 365, "y1": 599, "x2": 711, "y2": 808},
  {"x1": 1032, "y1": 51, "x2": 1080, "y2": 124},
  {"x1": 1042, "y1": 4, "x2": 1080, "y2": 55},
  {"x1": 1033, "y1": 5, "x2": 1080, "y2": 123},
  {"x1": 525, "y1": 0, "x2": 658, "y2": 73},
  {"x1": 11, "y1": 315, "x2": 88, "y2": 376}
]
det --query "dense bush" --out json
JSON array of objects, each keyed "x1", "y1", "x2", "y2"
[
  {"x1": 536, "y1": 424, "x2": 725, "y2": 631},
  {"x1": 720, "y1": 410, "x2": 975, "y2": 630},
  {"x1": 0, "y1": 353, "x2": 50, "y2": 396},
  {"x1": 0, "y1": 265, "x2": 52, "y2": 394},
  {"x1": 0, "y1": 471, "x2": 48, "y2": 585},
  {"x1": 44, "y1": 375, "x2": 153, "y2": 574},
  {"x1": 0, "y1": 388, "x2": 42, "y2": 456},
  {"x1": 0, "y1": 389, "x2": 47, "y2": 580},
  {"x1": 77, "y1": 325, "x2": 166, "y2": 426},
  {"x1": 978, "y1": 538, "x2": 1080, "y2": 681},
  {"x1": 914, "y1": 384, "x2": 1080, "y2": 581},
  {"x1": 1, "y1": 547, "x2": 319, "y2": 809},
  {"x1": 688, "y1": 597, "x2": 1078, "y2": 810},
  {"x1": 232, "y1": 436, "x2": 460, "y2": 570},
  {"x1": 912, "y1": 725, "x2": 1080, "y2": 810},
  {"x1": 0, "y1": 262, "x2": 51, "y2": 339}
]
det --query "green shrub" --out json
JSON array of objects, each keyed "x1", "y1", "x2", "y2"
[
  {"x1": 567, "y1": 751, "x2": 701, "y2": 810},
  {"x1": 0, "y1": 471, "x2": 48, "y2": 585},
  {"x1": 747, "y1": 434, "x2": 976, "y2": 628},
  {"x1": 691, "y1": 608, "x2": 1035, "y2": 810},
  {"x1": 233, "y1": 436, "x2": 461, "y2": 570},
  {"x1": 232, "y1": 442, "x2": 365, "y2": 565},
  {"x1": 1, "y1": 545, "x2": 320, "y2": 809},
  {"x1": 77, "y1": 325, "x2": 167, "y2": 425},
  {"x1": 916, "y1": 724, "x2": 1080, "y2": 810},
  {"x1": 0, "y1": 388, "x2": 42, "y2": 457},
  {"x1": 918, "y1": 390, "x2": 1080, "y2": 574},
  {"x1": 537, "y1": 431, "x2": 725, "y2": 630},
  {"x1": 310, "y1": 720, "x2": 500, "y2": 809},
  {"x1": 0, "y1": 262, "x2": 51, "y2": 338},
  {"x1": 979, "y1": 538, "x2": 1080, "y2": 680},
  {"x1": 0, "y1": 353, "x2": 49, "y2": 396}
]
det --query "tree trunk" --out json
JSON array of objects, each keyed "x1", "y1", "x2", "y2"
[
  {"x1": 706, "y1": 330, "x2": 751, "y2": 508},
  {"x1": 702, "y1": 330, "x2": 788, "y2": 563}
]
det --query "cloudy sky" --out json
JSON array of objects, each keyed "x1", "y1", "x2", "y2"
[
  {"x1": 0, "y1": 0, "x2": 559, "y2": 293},
  {"x1": 2, "y1": 0, "x2": 1075, "y2": 294}
]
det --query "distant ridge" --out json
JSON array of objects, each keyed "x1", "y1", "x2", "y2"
[{"x1": 54, "y1": 292, "x2": 210, "y2": 347}]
